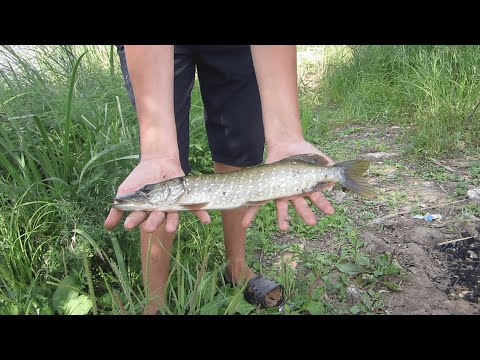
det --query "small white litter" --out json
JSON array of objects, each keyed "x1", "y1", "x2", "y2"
[
  {"x1": 412, "y1": 213, "x2": 443, "y2": 222},
  {"x1": 467, "y1": 188, "x2": 480, "y2": 200}
]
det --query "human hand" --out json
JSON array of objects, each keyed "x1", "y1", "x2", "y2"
[
  {"x1": 242, "y1": 140, "x2": 336, "y2": 231},
  {"x1": 104, "y1": 157, "x2": 211, "y2": 233}
]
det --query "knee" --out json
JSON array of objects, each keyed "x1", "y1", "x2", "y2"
[{"x1": 141, "y1": 237, "x2": 170, "y2": 267}]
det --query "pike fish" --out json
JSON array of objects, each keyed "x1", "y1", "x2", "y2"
[{"x1": 112, "y1": 154, "x2": 374, "y2": 212}]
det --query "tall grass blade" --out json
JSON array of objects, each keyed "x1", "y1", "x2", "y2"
[{"x1": 63, "y1": 51, "x2": 88, "y2": 181}]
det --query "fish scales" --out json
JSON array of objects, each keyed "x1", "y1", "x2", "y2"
[{"x1": 190, "y1": 167, "x2": 298, "y2": 207}]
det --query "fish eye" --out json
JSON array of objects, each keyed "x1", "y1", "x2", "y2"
[{"x1": 140, "y1": 184, "x2": 154, "y2": 194}]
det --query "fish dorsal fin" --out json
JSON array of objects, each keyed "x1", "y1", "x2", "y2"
[{"x1": 280, "y1": 153, "x2": 331, "y2": 166}]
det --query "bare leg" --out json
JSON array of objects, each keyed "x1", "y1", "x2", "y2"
[{"x1": 140, "y1": 224, "x2": 175, "y2": 315}]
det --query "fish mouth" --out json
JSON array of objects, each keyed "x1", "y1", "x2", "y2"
[{"x1": 113, "y1": 191, "x2": 151, "y2": 210}]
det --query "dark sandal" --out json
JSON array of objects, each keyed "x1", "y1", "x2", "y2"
[
  {"x1": 224, "y1": 272, "x2": 284, "y2": 308},
  {"x1": 244, "y1": 276, "x2": 284, "y2": 308}
]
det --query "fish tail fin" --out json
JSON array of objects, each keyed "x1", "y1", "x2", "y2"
[{"x1": 335, "y1": 160, "x2": 375, "y2": 198}]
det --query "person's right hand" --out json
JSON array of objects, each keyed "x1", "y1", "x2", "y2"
[{"x1": 104, "y1": 157, "x2": 211, "y2": 233}]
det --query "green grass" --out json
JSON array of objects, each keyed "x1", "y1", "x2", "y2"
[
  {"x1": 318, "y1": 45, "x2": 480, "y2": 157},
  {"x1": 1, "y1": 45, "x2": 478, "y2": 315}
]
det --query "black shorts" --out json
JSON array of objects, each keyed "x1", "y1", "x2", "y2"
[{"x1": 117, "y1": 45, "x2": 265, "y2": 174}]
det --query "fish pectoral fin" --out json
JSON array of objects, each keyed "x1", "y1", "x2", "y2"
[
  {"x1": 281, "y1": 153, "x2": 331, "y2": 166},
  {"x1": 246, "y1": 200, "x2": 269, "y2": 206},
  {"x1": 308, "y1": 181, "x2": 336, "y2": 193},
  {"x1": 180, "y1": 202, "x2": 209, "y2": 210}
]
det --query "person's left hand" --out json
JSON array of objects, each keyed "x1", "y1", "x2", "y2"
[{"x1": 242, "y1": 140, "x2": 336, "y2": 231}]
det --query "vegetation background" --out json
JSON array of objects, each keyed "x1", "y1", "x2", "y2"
[{"x1": 0, "y1": 45, "x2": 478, "y2": 315}]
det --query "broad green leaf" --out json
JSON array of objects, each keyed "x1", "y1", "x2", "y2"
[
  {"x1": 350, "y1": 305, "x2": 362, "y2": 315},
  {"x1": 40, "y1": 304, "x2": 54, "y2": 315},
  {"x1": 199, "y1": 300, "x2": 220, "y2": 315},
  {"x1": 64, "y1": 295, "x2": 93, "y2": 315},
  {"x1": 236, "y1": 299, "x2": 255, "y2": 315},
  {"x1": 98, "y1": 293, "x2": 113, "y2": 308},
  {"x1": 51, "y1": 275, "x2": 80, "y2": 313},
  {"x1": 312, "y1": 287, "x2": 325, "y2": 301},
  {"x1": 384, "y1": 280, "x2": 401, "y2": 291},
  {"x1": 306, "y1": 300, "x2": 325, "y2": 315},
  {"x1": 306, "y1": 272, "x2": 316, "y2": 284},
  {"x1": 336, "y1": 262, "x2": 362, "y2": 275}
]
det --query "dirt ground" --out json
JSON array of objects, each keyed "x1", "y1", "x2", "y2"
[
  {"x1": 330, "y1": 125, "x2": 479, "y2": 315},
  {"x1": 263, "y1": 124, "x2": 479, "y2": 315},
  {"x1": 292, "y1": 48, "x2": 480, "y2": 315}
]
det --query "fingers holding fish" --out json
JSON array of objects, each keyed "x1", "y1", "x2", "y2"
[
  {"x1": 191, "y1": 210, "x2": 211, "y2": 225},
  {"x1": 104, "y1": 207, "x2": 125, "y2": 230},
  {"x1": 165, "y1": 211, "x2": 180, "y2": 233},
  {"x1": 241, "y1": 205, "x2": 261, "y2": 229},
  {"x1": 140, "y1": 211, "x2": 167, "y2": 233},
  {"x1": 276, "y1": 198, "x2": 290, "y2": 232},
  {"x1": 291, "y1": 197, "x2": 317, "y2": 226},
  {"x1": 163, "y1": 210, "x2": 204, "y2": 232},
  {"x1": 309, "y1": 191, "x2": 335, "y2": 216},
  {"x1": 124, "y1": 211, "x2": 149, "y2": 230}
]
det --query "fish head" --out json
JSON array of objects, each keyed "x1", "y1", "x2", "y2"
[
  {"x1": 112, "y1": 178, "x2": 186, "y2": 211},
  {"x1": 113, "y1": 186, "x2": 155, "y2": 211}
]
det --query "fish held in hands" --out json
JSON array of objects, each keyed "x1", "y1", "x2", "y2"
[{"x1": 112, "y1": 154, "x2": 374, "y2": 212}]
